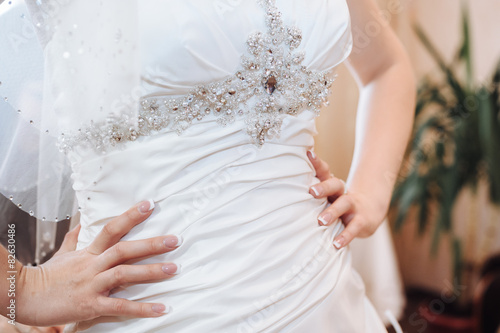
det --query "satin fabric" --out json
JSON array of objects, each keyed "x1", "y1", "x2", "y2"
[{"x1": 66, "y1": 0, "x2": 387, "y2": 331}]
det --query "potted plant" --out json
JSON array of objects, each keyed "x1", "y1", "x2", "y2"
[{"x1": 390, "y1": 2, "x2": 500, "y2": 330}]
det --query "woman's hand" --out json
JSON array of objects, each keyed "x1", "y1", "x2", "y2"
[
  {"x1": 307, "y1": 151, "x2": 386, "y2": 249},
  {"x1": 15, "y1": 200, "x2": 182, "y2": 327}
]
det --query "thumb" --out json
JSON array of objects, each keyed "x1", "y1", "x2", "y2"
[{"x1": 55, "y1": 224, "x2": 81, "y2": 255}]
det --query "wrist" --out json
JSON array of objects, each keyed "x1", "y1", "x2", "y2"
[
  {"x1": 0, "y1": 258, "x2": 23, "y2": 322},
  {"x1": 16, "y1": 265, "x2": 40, "y2": 326},
  {"x1": 346, "y1": 179, "x2": 392, "y2": 218}
]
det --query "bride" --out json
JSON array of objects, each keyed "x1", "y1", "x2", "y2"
[{"x1": 0, "y1": 0, "x2": 415, "y2": 331}]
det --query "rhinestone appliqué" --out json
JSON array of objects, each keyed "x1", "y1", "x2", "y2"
[{"x1": 58, "y1": 0, "x2": 336, "y2": 154}]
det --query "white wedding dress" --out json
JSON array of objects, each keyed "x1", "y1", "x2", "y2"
[{"x1": 60, "y1": 0, "x2": 388, "y2": 331}]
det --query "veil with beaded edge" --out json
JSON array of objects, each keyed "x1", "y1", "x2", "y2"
[{"x1": 0, "y1": 0, "x2": 140, "y2": 260}]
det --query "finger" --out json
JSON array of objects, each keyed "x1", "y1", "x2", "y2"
[
  {"x1": 96, "y1": 297, "x2": 172, "y2": 318},
  {"x1": 309, "y1": 177, "x2": 345, "y2": 202},
  {"x1": 307, "y1": 150, "x2": 332, "y2": 182},
  {"x1": 98, "y1": 235, "x2": 183, "y2": 271},
  {"x1": 317, "y1": 194, "x2": 354, "y2": 226},
  {"x1": 87, "y1": 200, "x2": 155, "y2": 255},
  {"x1": 55, "y1": 224, "x2": 81, "y2": 256},
  {"x1": 332, "y1": 215, "x2": 364, "y2": 249},
  {"x1": 95, "y1": 262, "x2": 180, "y2": 292}
]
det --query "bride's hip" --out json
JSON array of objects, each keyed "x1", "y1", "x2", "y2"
[
  {"x1": 75, "y1": 167, "x2": 346, "y2": 295},
  {"x1": 85, "y1": 192, "x2": 345, "y2": 294}
]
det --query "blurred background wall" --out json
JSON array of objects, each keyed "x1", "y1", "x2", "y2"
[{"x1": 315, "y1": 0, "x2": 500, "y2": 296}]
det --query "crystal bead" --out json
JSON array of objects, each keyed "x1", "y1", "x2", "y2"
[{"x1": 57, "y1": 0, "x2": 336, "y2": 153}]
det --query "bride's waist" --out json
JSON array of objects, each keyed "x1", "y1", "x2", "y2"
[
  {"x1": 71, "y1": 138, "x2": 318, "y2": 225},
  {"x1": 76, "y1": 177, "x2": 331, "y2": 254},
  {"x1": 75, "y1": 166, "x2": 321, "y2": 230}
]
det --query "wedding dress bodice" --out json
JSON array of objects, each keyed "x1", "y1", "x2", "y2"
[
  {"x1": 64, "y1": 1, "x2": 388, "y2": 332},
  {"x1": 58, "y1": 0, "x2": 352, "y2": 153},
  {"x1": 139, "y1": 0, "x2": 352, "y2": 97}
]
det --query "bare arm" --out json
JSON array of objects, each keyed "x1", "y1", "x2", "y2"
[{"x1": 312, "y1": 0, "x2": 416, "y2": 247}]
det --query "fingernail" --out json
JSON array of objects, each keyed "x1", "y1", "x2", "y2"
[
  {"x1": 164, "y1": 235, "x2": 183, "y2": 248},
  {"x1": 138, "y1": 199, "x2": 155, "y2": 214},
  {"x1": 152, "y1": 304, "x2": 166, "y2": 313},
  {"x1": 310, "y1": 186, "x2": 320, "y2": 197},
  {"x1": 333, "y1": 237, "x2": 344, "y2": 249},
  {"x1": 308, "y1": 150, "x2": 317, "y2": 160},
  {"x1": 152, "y1": 304, "x2": 172, "y2": 314},
  {"x1": 162, "y1": 263, "x2": 180, "y2": 275},
  {"x1": 318, "y1": 214, "x2": 330, "y2": 226},
  {"x1": 340, "y1": 179, "x2": 348, "y2": 194}
]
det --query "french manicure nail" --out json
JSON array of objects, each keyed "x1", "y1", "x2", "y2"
[
  {"x1": 318, "y1": 214, "x2": 330, "y2": 226},
  {"x1": 333, "y1": 237, "x2": 344, "y2": 249},
  {"x1": 138, "y1": 199, "x2": 155, "y2": 214},
  {"x1": 310, "y1": 186, "x2": 320, "y2": 197},
  {"x1": 164, "y1": 235, "x2": 183, "y2": 248},
  {"x1": 152, "y1": 304, "x2": 166, "y2": 313},
  {"x1": 162, "y1": 263, "x2": 180, "y2": 275},
  {"x1": 175, "y1": 235, "x2": 183, "y2": 247},
  {"x1": 308, "y1": 150, "x2": 317, "y2": 159},
  {"x1": 340, "y1": 179, "x2": 348, "y2": 194},
  {"x1": 152, "y1": 304, "x2": 172, "y2": 314}
]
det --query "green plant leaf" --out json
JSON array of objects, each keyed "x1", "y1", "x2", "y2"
[
  {"x1": 452, "y1": 237, "x2": 464, "y2": 292},
  {"x1": 477, "y1": 86, "x2": 500, "y2": 204},
  {"x1": 430, "y1": 150, "x2": 464, "y2": 254},
  {"x1": 458, "y1": 1, "x2": 473, "y2": 92},
  {"x1": 393, "y1": 173, "x2": 421, "y2": 231},
  {"x1": 418, "y1": 194, "x2": 430, "y2": 235},
  {"x1": 413, "y1": 24, "x2": 467, "y2": 102}
]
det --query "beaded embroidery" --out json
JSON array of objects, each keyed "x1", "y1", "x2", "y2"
[{"x1": 58, "y1": 0, "x2": 336, "y2": 154}]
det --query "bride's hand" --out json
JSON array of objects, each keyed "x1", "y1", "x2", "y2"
[
  {"x1": 16, "y1": 200, "x2": 182, "y2": 327},
  {"x1": 307, "y1": 151, "x2": 386, "y2": 249}
]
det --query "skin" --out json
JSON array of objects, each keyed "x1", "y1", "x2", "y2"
[
  {"x1": 0, "y1": 201, "x2": 181, "y2": 327},
  {"x1": 309, "y1": 0, "x2": 416, "y2": 249}
]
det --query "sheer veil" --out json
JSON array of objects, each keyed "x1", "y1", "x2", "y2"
[{"x1": 0, "y1": 0, "x2": 140, "y2": 261}]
